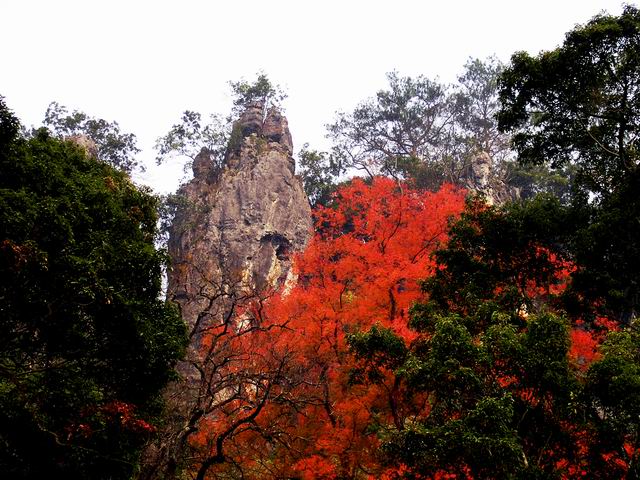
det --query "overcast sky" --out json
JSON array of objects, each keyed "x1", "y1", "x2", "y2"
[{"x1": 2, "y1": 0, "x2": 631, "y2": 193}]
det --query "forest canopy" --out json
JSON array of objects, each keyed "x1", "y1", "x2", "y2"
[
  {"x1": 2, "y1": 5, "x2": 640, "y2": 480},
  {"x1": 0, "y1": 98, "x2": 186, "y2": 478}
]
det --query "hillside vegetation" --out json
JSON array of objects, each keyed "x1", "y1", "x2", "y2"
[{"x1": 2, "y1": 6, "x2": 640, "y2": 479}]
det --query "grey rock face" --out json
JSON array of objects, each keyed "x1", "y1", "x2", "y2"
[
  {"x1": 262, "y1": 108, "x2": 293, "y2": 154},
  {"x1": 140, "y1": 107, "x2": 312, "y2": 478},
  {"x1": 67, "y1": 134, "x2": 98, "y2": 158},
  {"x1": 167, "y1": 105, "x2": 312, "y2": 332},
  {"x1": 465, "y1": 151, "x2": 517, "y2": 205}
]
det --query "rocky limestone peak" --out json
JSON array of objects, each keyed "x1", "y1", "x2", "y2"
[
  {"x1": 66, "y1": 134, "x2": 98, "y2": 158},
  {"x1": 144, "y1": 105, "x2": 313, "y2": 479},
  {"x1": 261, "y1": 108, "x2": 293, "y2": 153},
  {"x1": 465, "y1": 151, "x2": 517, "y2": 205},
  {"x1": 167, "y1": 105, "x2": 312, "y2": 333},
  {"x1": 190, "y1": 147, "x2": 222, "y2": 185},
  {"x1": 226, "y1": 102, "x2": 294, "y2": 170},
  {"x1": 470, "y1": 151, "x2": 492, "y2": 189},
  {"x1": 237, "y1": 101, "x2": 264, "y2": 137}
]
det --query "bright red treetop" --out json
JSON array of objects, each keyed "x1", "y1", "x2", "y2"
[
  {"x1": 264, "y1": 178, "x2": 467, "y2": 478},
  {"x1": 188, "y1": 178, "x2": 621, "y2": 479}
]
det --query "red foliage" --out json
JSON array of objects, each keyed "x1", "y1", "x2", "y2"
[
  {"x1": 568, "y1": 316, "x2": 619, "y2": 370},
  {"x1": 525, "y1": 246, "x2": 576, "y2": 298},
  {"x1": 569, "y1": 327, "x2": 600, "y2": 369},
  {"x1": 101, "y1": 400, "x2": 156, "y2": 433},
  {"x1": 259, "y1": 178, "x2": 467, "y2": 477},
  {"x1": 188, "y1": 177, "x2": 624, "y2": 479},
  {"x1": 188, "y1": 178, "x2": 466, "y2": 478},
  {"x1": 66, "y1": 400, "x2": 155, "y2": 443}
]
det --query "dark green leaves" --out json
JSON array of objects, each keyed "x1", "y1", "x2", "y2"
[
  {"x1": 348, "y1": 324, "x2": 408, "y2": 384},
  {"x1": 0, "y1": 100, "x2": 186, "y2": 479},
  {"x1": 498, "y1": 6, "x2": 640, "y2": 199}
]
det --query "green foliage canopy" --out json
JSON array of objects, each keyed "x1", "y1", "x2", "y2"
[
  {"x1": 498, "y1": 5, "x2": 640, "y2": 200},
  {"x1": 498, "y1": 6, "x2": 640, "y2": 321},
  {"x1": 297, "y1": 145, "x2": 343, "y2": 207},
  {"x1": 0, "y1": 98, "x2": 187, "y2": 479},
  {"x1": 348, "y1": 192, "x2": 640, "y2": 476}
]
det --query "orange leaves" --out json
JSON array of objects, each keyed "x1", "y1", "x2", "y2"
[
  {"x1": 282, "y1": 178, "x2": 466, "y2": 361},
  {"x1": 568, "y1": 316, "x2": 619, "y2": 370},
  {"x1": 601, "y1": 450, "x2": 632, "y2": 474},
  {"x1": 1, "y1": 239, "x2": 42, "y2": 271},
  {"x1": 67, "y1": 400, "x2": 155, "y2": 442},
  {"x1": 524, "y1": 246, "x2": 576, "y2": 298},
  {"x1": 185, "y1": 178, "x2": 467, "y2": 477},
  {"x1": 259, "y1": 178, "x2": 466, "y2": 476},
  {"x1": 569, "y1": 328, "x2": 600, "y2": 369},
  {"x1": 296, "y1": 178, "x2": 465, "y2": 332},
  {"x1": 292, "y1": 455, "x2": 338, "y2": 479},
  {"x1": 100, "y1": 401, "x2": 156, "y2": 434}
]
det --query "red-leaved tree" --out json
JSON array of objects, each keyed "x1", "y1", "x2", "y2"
[{"x1": 186, "y1": 178, "x2": 466, "y2": 478}]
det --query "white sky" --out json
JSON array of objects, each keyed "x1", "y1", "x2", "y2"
[{"x1": 1, "y1": 0, "x2": 631, "y2": 193}]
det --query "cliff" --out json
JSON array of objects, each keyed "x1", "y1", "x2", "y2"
[
  {"x1": 464, "y1": 151, "x2": 517, "y2": 205},
  {"x1": 167, "y1": 104, "x2": 313, "y2": 333}
]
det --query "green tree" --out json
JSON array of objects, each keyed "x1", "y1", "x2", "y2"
[
  {"x1": 585, "y1": 325, "x2": 640, "y2": 477},
  {"x1": 0, "y1": 97, "x2": 187, "y2": 479},
  {"x1": 422, "y1": 194, "x2": 573, "y2": 320},
  {"x1": 348, "y1": 193, "x2": 640, "y2": 477},
  {"x1": 455, "y1": 56, "x2": 511, "y2": 163},
  {"x1": 504, "y1": 162, "x2": 575, "y2": 203},
  {"x1": 154, "y1": 110, "x2": 229, "y2": 169},
  {"x1": 155, "y1": 73, "x2": 286, "y2": 171},
  {"x1": 567, "y1": 170, "x2": 640, "y2": 322},
  {"x1": 297, "y1": 145, "x2": 342, "y2": 207},
  {"x1": 326, "y1": 60, "x2": 525, "y2": 193},
  {"x1": 454, "y1": 57, "x2": 573, "y2": 201},
  {"x1": 498, "y1": 5, "x2": 640, "y2": 200},
  {"x1": 498, "y1": 6, "x2": 640, "y2": 321},
  {"x1": 342, "y1": 193, "x2": 575, "y2": 477},
  {"x1": 327, "y1": 71, "x2": 454, "y2": 182},
  {"x1": 43, "y1": 101, "x2": 141, "y2": 174},
  {"x1": 349, "y1": 309, "x2": 580, "y2": 477},
  {"x1": 228, "y1": 72, "x2": 287, "y2": 118}
]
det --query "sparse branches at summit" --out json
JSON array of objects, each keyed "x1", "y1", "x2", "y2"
[
  {"x1": 43, "y1": 101, "x2": 142, "y2": 173},
  {"x1": 455, "y1": 56, "x2": 511, "y2": 164},
  {"x1": 327, "y1": 71, "x2": 454, "y2": 181},
  {"x1": 154, "y1": 73, "x2": 287, "y2": 173},
  {"x1": 229, "y1": 72, "x2": 287, "y2": 118},
  {"x1": 154, "y1": 110, "x2": 229, "y2": 167},
  {"x1": 326, "y1": 59, "x2": 518, "y2": 192}
]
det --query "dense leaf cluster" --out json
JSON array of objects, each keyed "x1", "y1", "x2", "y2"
[
  {"x1": 344, "y1": 8, "x2": 640, "y2": 478},
  {"x1": 0, "y1": 98, "x2": 186, "y2": 479},
  {"x1": 499, "y1": 5, "x2": 640, "y2": 323},
  {"x1": 498, "y1": 5, "x2": 640, "y2": 200},
  {"x1": 348, "y1": 197, "x2": 640, "y2": 478}
]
